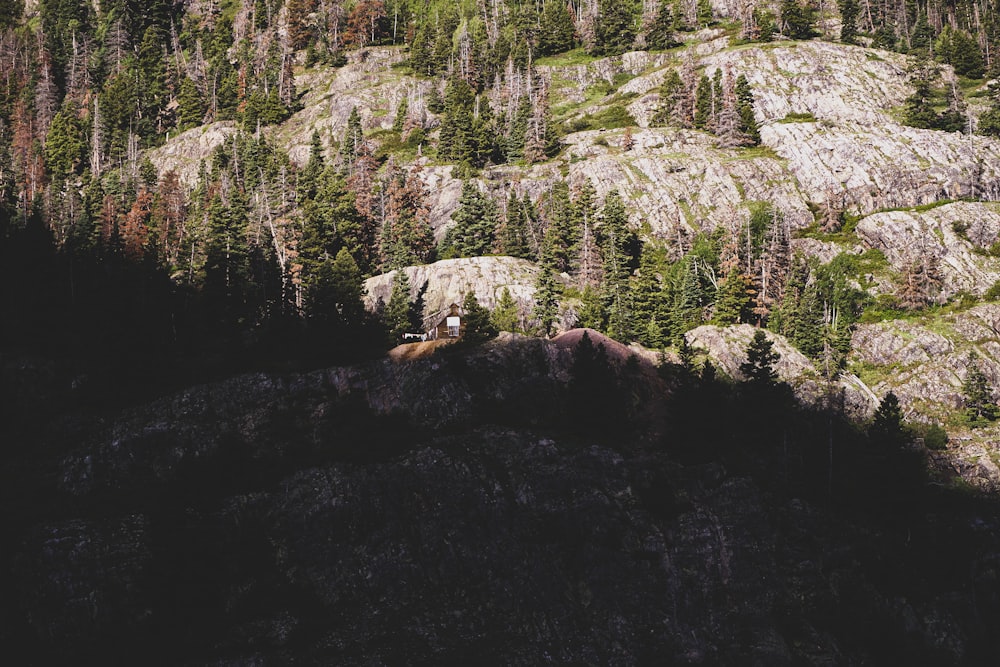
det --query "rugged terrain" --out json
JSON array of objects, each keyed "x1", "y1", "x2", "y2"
[{"x1": 4, "y1": 332, "x2": 1000, "y2": 665}]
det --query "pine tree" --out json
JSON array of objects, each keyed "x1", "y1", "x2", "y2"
[
  {"x1": 694, "y1": 74, "x2": 713, "y2": 130},
  {"x1": 384, "y1": 269, "x2": 420, "y2": 343},
  {"x1": 537, "y1": 0, "x2": 576, "y2": 56},
  {"x1": 45, "y1": 100, "x2": 86, "y2": 179},
  {"x1": 902, "y1": 74, "x2": 939, "y2": 130},
  {"x1": 543, "y1": 181, "x2": 577, "y2": 272},
  {"x1": 735, "y1": 74, "x2": 760, "y2": 145},
  {"x1": 600, "y1": 190, "x2": 636, "y2": 342},
  {"x1": 501, "y1": 189, "x2": 532, "y2": 258},
  {"x1": 446, "y1": 180, "x2": 499, "y2": 257},
  {"x1": 344, "y1": 106, "x2": 365, "y2": 162},
  {"x1": 393, "y1": 95, "x2": 409, "y2": 133},
  {"x1": 979, "y1": 83, "x2": 1000, "y2": 137},
  {"x1": 962, "y1": 357, "x2": 998, "y2": 425},
  {"x1": 712, "y1": 266, "x2": 754, "y2": 324},
  {"x1": 534, "y1": 237, "x2": 562, "y2": 335},
  {"x1": 574, "y1": 181, "x2": 602, "y2": 287},
  {"x1": 646, "y1": 0, "x2": 679, "y2": 50},
  {"x1": 779, "y1": 0, "x2": 814, "y2": 40},
  {"x1": 870, "y1": 391, "x2": 907, "y2": 447},
  {"x1": 838, "y1": 0, "x2": 859, "y2": 44},
  {"x1": 593, "y1": 0, "x2": 638, "y2": 56},
  {"x1": 673, "y1": 257, "x2": 706, "y2": 336},
  {"x1": 491, "y1": 286, "x2": 520, "y2": 332},
  {"x1": 438, "y1": 74, "x2": 476, "y2": 165},
  {"x1": 631, "y1": 244, "x2": 669, "y2": 348},
  {"x1": 740, "y1": 328, "x2": 780, "y2": 385},
  {"x1": 461, "y1": 292, "x2": 498, "y2": 343},
  {"x1": 577, "y1": 284, "x2": 607, "y2": 330},
  {"x1": 177, "y1": 77, "x2": 207, "y2": 128}
]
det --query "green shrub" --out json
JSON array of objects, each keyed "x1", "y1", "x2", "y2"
[
  {"x1": 985, "y1": 280, "x2": 1000, "y2": 301},
  {"x1": 911, "y1": 422, "x2": 949, "y2": 450},
  {"x1": 779, "y1": 111, "x2": 817, "y2": 123}
]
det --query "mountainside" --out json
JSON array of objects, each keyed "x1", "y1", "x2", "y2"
[
  {"x1": 9, "y1": 0, "x2": 1000, "y2": 662},
  {"x1": 4, "y1": 332, "x2": 1000, "y2": 665}
]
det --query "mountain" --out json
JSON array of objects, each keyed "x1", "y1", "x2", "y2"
[{"x1": 6, "y1": 0, "x2": 1000, "y2": 662}]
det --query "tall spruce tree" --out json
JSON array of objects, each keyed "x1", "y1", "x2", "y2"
[
  {"x1": 593, "y1": 0, "x2": 639, "y2": 56},
  {"x1": 491, "y1": 286, "x2": 520, "y2": 332},
  {"x1": 384, "y1": 270, "x2": 421, "y2": 343},
  {"x1": 537, "y1": 0, "x2": 576, "y2": 56},
  {"x1": 600, "y1": 190, "x2": 636, "y2": 342},
  {"x1": 740, "y1": 328, "x2": 780, "y2": 385},
  {"x1": 446, "y1": 181, "x2": 499, "y2": 257},
  {"x1": 501, "y1": 189, "x2": 532, "y2": 259},
  {"x1": 646, "y1": 0, "x2": 679, "y2": 50}
]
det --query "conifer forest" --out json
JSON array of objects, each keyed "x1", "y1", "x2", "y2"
[{"x1": 8, "y1": 0, "x2": 1000, "y2": 663}]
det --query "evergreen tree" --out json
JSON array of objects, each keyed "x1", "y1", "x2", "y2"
[
  {"x1": 393, "y1": 96, "x2": 409, "y2": 133},
  {"x1": 673, "y1": 257, "x2": 706, "y2": 336},
  {"x1": 543, "y1": 181, "x2": 577, "y2": 272},
  {"x1": 472, "y1": 96, "x2": 501, "y2": 167},
  {"x1": 491, "y1": 286, "x2": 520, "y2": 332},
  {"x1": 345, "y1": 106, "x2": 365, "y2": 162},
  {"x1": 735, "y1": 74, "x2": 760, "y2": 145},
  {"x1": 779, "y1": 0, "x2": 814, "y2": 40},
  {"x1": 938, "y1": 27, "x2": 985, "y2": 79},
  {"x1": 461, "y1": 291, "x2": 498, "y2": 343},
  {"x1": 384, "y1": 270, "x2": 420, "y2": 343},
  {"x1": 577, "y1": 284, "x2": 607, "y2": 330},
  {"x1": 902, "y1": 74, "x2": 939, "y2": 130},
  {"x1": 652, "y1": 69, "x2": 685, "y2": 126},
  {"x1": 501, "y1": 189, "x2": 532, "y2": 259},
  {"x1": 600, "y1": 190, "x2": 636, "y2": 342},
  {"x1": 838, "y1": 0, "x2": 859, "y2": 44},
  {"x1": 962, "y1": 357, "x2": 998, "y2": 425},
  {"x1": 712, "y1": 266, "x2": 754, "y2": 325},
  {"x1": 438, "y1": 75, "x2": 476, "y2": 165},
  {"x1": 740, "y1": 328, "x2": 780, "y2": 385},
  {"x1": 537, "y1": 0, "x2": 576, "y2": 56},
  {"x1": 45, "y1": 100, "x2": 86, "y2": 179},
  {"x1": 205, "y1": 190, "x2": 251, "y2": 322},
  {"x1": 593, "y1": 0, "x2": 639, "y2": 56},
  {"x1": 694, "y1": 74, "x2": 713, "y2": 130},
  {"x1": 646, "y1": 0, "x2": 679, "y2": 50},
  {"x1": 979, "y1": 83, "x2": 1000, "y2": 137},
  {"x1": 446, "y1": 181, "x2": 499, "y2": 257},
  {"x1": 631, "y1": 244, "x2": 669, "y2": 347},
  {"x1": 533, "y1": 256, "x2": 562, "y2": 336},
  {"x1": 870, "y1": 391, "x2": 907, "y2": 447},
  {"x1": 910, "y1": 13, "x2": 934, "y2": 55},
  {"x1": 298, "y1": 131, "x2": 326, "y2": 201},
  {"x1": 177, "y1": 76, "x2": 207, "y2": 129}
]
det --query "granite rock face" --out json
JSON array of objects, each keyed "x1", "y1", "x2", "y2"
[
  {"x1": 363, "y1": 256, "x2": 546, "y2": 330},
  {"x1": 854, "y1": 202, "x2": 1000, "y2": 298}
]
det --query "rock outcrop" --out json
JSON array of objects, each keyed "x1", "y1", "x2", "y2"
[
  {"x1": 686, "y1": 323, "x2": 877, "y2": 417},
  {"x1": 146, "y1": 121, "x2": 237, "y2": 188},
  {"x1": 364, "y1": 256, "x2": 546, "y2": 329},
  {"x1": 855, "y1": 202, "x2": 1000, "y2": 297}
]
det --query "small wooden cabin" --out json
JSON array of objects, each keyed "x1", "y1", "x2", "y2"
[{"x1": 427, "y1": 303, "x2": 464, "y2": 340}]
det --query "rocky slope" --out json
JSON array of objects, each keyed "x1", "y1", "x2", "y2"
[
  {"x1": 686, "y1": 323, "x2": 879, "y2": 416},
  {"x1": 147, "y1": 40, "x2": 1000, "y2": 244},
  {"x1": 5, "y1": 333, "x2": 1000, "y2": 665},
  {"x1": 363, "y1": 256, "x2": 546, "y2": 330}
]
